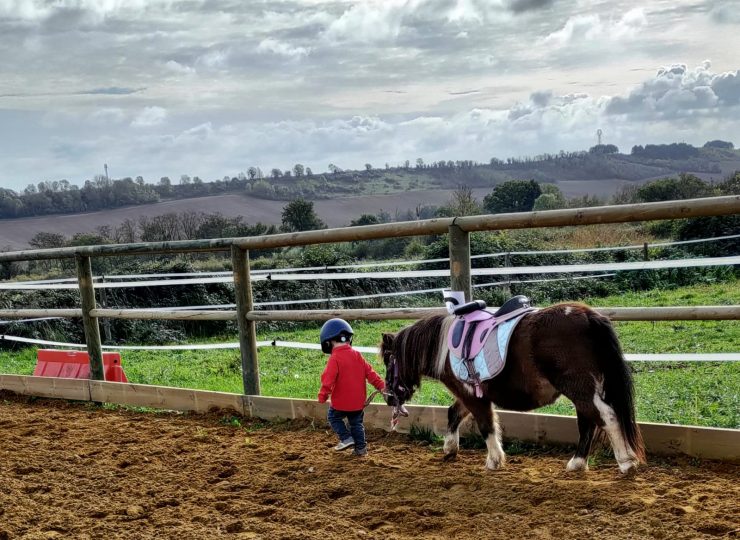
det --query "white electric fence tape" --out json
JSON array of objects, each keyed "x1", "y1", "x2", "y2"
[{"x1": 0, "y1": 334, "x2": 737, "y2": 361}]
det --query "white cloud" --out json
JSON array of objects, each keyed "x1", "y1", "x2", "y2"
[
  {"x1": 542, "y1": 8, "x2": 648, "y2": 47},
  {"x1": 131, "y1": 107, "x2": 167, "y2": 128},
  {"x1": 257, "y1": 38, "x2": 311, "y2": 60},
  {"x1": 164, "y1": 60, "x2": 195, "y2": 75},
  {"x1": 323, "y1": 2, "x2": 408, "y2": 43}
]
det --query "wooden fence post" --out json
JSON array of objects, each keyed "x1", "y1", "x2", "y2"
[
  {"x1": 448, "y1": 223, "x2": 472, "y2": 301},
  {"x1": 232, "y1": 246, "x2": 261, "y2": 395},
  {"x1": 75, "y1": 254, "x2": 104, "y2": 381}
]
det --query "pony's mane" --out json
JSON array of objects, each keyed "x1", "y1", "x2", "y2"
[{"x1": 392, "y1": 314, "x2": 447, "y2": 392}]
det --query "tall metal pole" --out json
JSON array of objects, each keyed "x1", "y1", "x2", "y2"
[
  {"x1": 448, "y1": 223, "x2": 472, "y2": 302},
  {"x1": 232, "y1": 246, "x2": 260, "y2": 395},
  {"x1": 75, "y1": 254, "x2": 105, "y2": 380}
]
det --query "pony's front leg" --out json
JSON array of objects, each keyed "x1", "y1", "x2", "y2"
[
  {"x1": 443, "y1": 400, "x2": 469, "y2": 460},
  {"x1": 471, "y1": 401, "x2": 505, "y2": 470}
]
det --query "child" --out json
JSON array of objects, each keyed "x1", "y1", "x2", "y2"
[{"x1": 317, "y1": 318, "x2": 385, "y2": 456}]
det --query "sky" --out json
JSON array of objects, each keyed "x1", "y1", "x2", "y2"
[{"x1": 0, "y1": 0, "x2": 739, "y2": 192}]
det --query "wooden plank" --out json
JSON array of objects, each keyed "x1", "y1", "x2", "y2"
[
  {"x1": 1, "y1": 376, "x2": 738, "y2": 460},
  {"x1": 638, "y1": 422, "x2": 740, "y2": 460},
  {"x1": 0, "y1": 309, "x2": 83, "y2": 318},
  {"x1": 88, "y1": 381, "x2": 247, "y2": 414},
  {"x1": 1, "y1": 195, "x2": 737, "y2": 262},
  {"x1": 90, "y1": 309, "x2": 237, "y2": 321},
  {"x1": 0, "y1": 374, "x2": 90, "y2": 401},
  {"x1": 247, "y1": 396, "x2": 297, "y2": 420}
]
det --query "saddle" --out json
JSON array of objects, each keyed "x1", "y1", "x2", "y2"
[{"x1": 447, "y1": 295, "x2": 535, "y2": 397}]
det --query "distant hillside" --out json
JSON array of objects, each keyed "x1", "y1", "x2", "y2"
[{"x1": 1, "y1": 142, "x2": 738, "y2": 249}]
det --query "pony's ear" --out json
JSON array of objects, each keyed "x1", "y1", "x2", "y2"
[{"x1": 381, "y1": 333, "x2": 395, "y2": 348}]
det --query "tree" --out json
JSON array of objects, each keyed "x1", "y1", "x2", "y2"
[
  {"x1": 293, "y1": 164, "x2": 305, "y2": 177},
  {"x1": 328, "y1": 163, "x2": 342, "y2": 175},
  {"x1": 445, "y1": 185, "x2": 481, "y2": 216},
  {"x1": 483, "y1": 180, "x2": 542, "y2": 214},
  {"x1": 271, "y1": 168, "x2": 282, "y2": 179},
  {"x1": 350, "y1": 214, "x2": 380, "y2": 226},
  {"x1": 280, "y1": 198, "x2": 325, "y2": 232},
  {"x1": 247, "y1": 167, "x2": 258, "y2": 180},
  {"x1": 29, "y1": 232, "x2": 66, "y2": 250},
  {"x1": 364, "y1": 163, "x2": 372, "y2": 172},
  {"x1": 635, "y1": 174, "x2": 711, "y2": 202},
  {"x1": 588, "y1": 144, "x2": 619, "y2": 154},
  {"x1": 533, "y1": 184, "x2": 566, "y2": 210},
  {"x1": 703, "y1": 140, "x2": 734, "y2": 150},
  {"x1": 305, "y1": 167, "x2": 313, "y2": 177}
]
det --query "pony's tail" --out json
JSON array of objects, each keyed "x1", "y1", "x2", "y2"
[{"x1": 589, "y1": 312, "x2": 646, "y2": 463}]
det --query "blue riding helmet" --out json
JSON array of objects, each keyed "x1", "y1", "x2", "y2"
[{"x1": 320, "y1": 318, "x2": 354, "y2": 353}]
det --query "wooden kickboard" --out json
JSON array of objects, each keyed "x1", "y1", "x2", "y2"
[{"x1": 1, "y1": 375, "x2": 738, "y2": 460}]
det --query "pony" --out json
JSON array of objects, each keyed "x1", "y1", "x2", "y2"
[{"x1": 380, "y1": 303, "x2": 645, "y2": 474}]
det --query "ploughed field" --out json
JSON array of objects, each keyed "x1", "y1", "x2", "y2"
[{"x1": 0, "y1": 394, "x2": 738, "y2": 540}]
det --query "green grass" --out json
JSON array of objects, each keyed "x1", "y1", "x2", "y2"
[{"x1": 1, "y1": 282, "x2": 738, "y2": 428}]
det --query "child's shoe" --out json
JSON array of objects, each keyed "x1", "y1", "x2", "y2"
[
  {"x1": 354, "y1": 447, "x2": 368, "y2": 457},
  {"x1": 334, "y1": 438, "x2": 355, "y2": 451}
]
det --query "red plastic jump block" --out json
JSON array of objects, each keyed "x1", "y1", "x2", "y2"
[{"x1": 33, "y1": 349, "x2": 128, "y2": 383}]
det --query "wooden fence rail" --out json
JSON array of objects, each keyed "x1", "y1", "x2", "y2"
[{"x1": 1, "y1": 306, "x2": 739, "y2": 322}]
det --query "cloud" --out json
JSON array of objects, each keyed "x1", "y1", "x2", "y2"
[
  {"x1": 164, "y1": 60, "x2": 195, "y2": 75},
  {"x1": 257, "y1": 38, "x2": 311, "y2": 59},
  {"x1": 605, "y1": 62, "x2": 740, "y2": 117},
  {"x1": 323, "y1": 2, "x2": 407, "y2": 43},
  {"x1": 542, "y1": 8, "x2": 647, "y2": 47},
  {"x1": 83, "y1": 87, "x2": 144, "y2": 95},
  {"x1": 505, "y1": 0, "x2": 554, "y2": 14},
  {"x1": 131, "y1": 107, "x2": 167, "y2": 128},
  {"x1": 709, "y1": 2, "x2": 740, "y2": 24}
]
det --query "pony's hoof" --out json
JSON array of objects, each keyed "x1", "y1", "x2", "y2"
[
  {"x1": 618, "y1": 461, "x2": 640, "y2": 477},
  {"x1": 566, "y1": 457, "x2": 589, "y2": 472},
  {"x1": 485, "y1": 457, "x2": 504, "y2": 470},
  {"x1": 442, "y1": 453, "x2": 457, "y2": 462}
]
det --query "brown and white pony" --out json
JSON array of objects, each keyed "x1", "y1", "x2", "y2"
[{"x1": 380, "y1": 303, "x2": 645, "y2": 474}]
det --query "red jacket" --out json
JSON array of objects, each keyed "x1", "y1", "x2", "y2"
[{"x1": 318, "y1": 344, "x2": 385, "y2": 411}]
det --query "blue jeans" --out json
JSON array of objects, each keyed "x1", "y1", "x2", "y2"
[{"x1": 328, "y1": 407, "x2": 366, "y2": 451}]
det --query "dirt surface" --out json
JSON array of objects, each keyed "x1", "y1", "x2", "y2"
[{"x1": 1, "y1": 394, "x2": 738, "y2": 540}]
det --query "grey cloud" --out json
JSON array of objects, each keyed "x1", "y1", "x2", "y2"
[
  {"x1": 711, "y1": 71, "x2": 740, "y2": 104},
  {"x1": 530, "y1": 90, "x2": 553, "y2": 107},
  {"x1": 506, "y1": 0, "x2": 555, "y2": 13},
  {"x1": 83, "y1": 87, "x2": 144, "y2": 96},
  {"x1": 605, "y1": 62, "x2": 739, "y2": 117},
  {"x1": 708, "y1": 2, "x2": 740, "y2": 24}
]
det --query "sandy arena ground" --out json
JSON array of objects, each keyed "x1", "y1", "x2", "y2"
[{"x1": 0, "y1": 393, "x2": 738, "y2": 540}]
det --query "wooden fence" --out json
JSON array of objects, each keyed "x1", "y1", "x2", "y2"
[{"x1": 1, "y1": 195, "x2": 739, "y2": 396}]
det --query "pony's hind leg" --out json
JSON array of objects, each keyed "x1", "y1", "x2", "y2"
[
  {"x1": 443, "y1": 399, "x2": 469, "y2": 460},
  {"x1": 469, "y1": 400, "x2": 505, "y2": 470},
  {"x1": 593, "y1": 379, "x2": 640, "y2": 474},
  {"x1": 567, "y1": 408, "x2": 597, "y2": 472}
]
